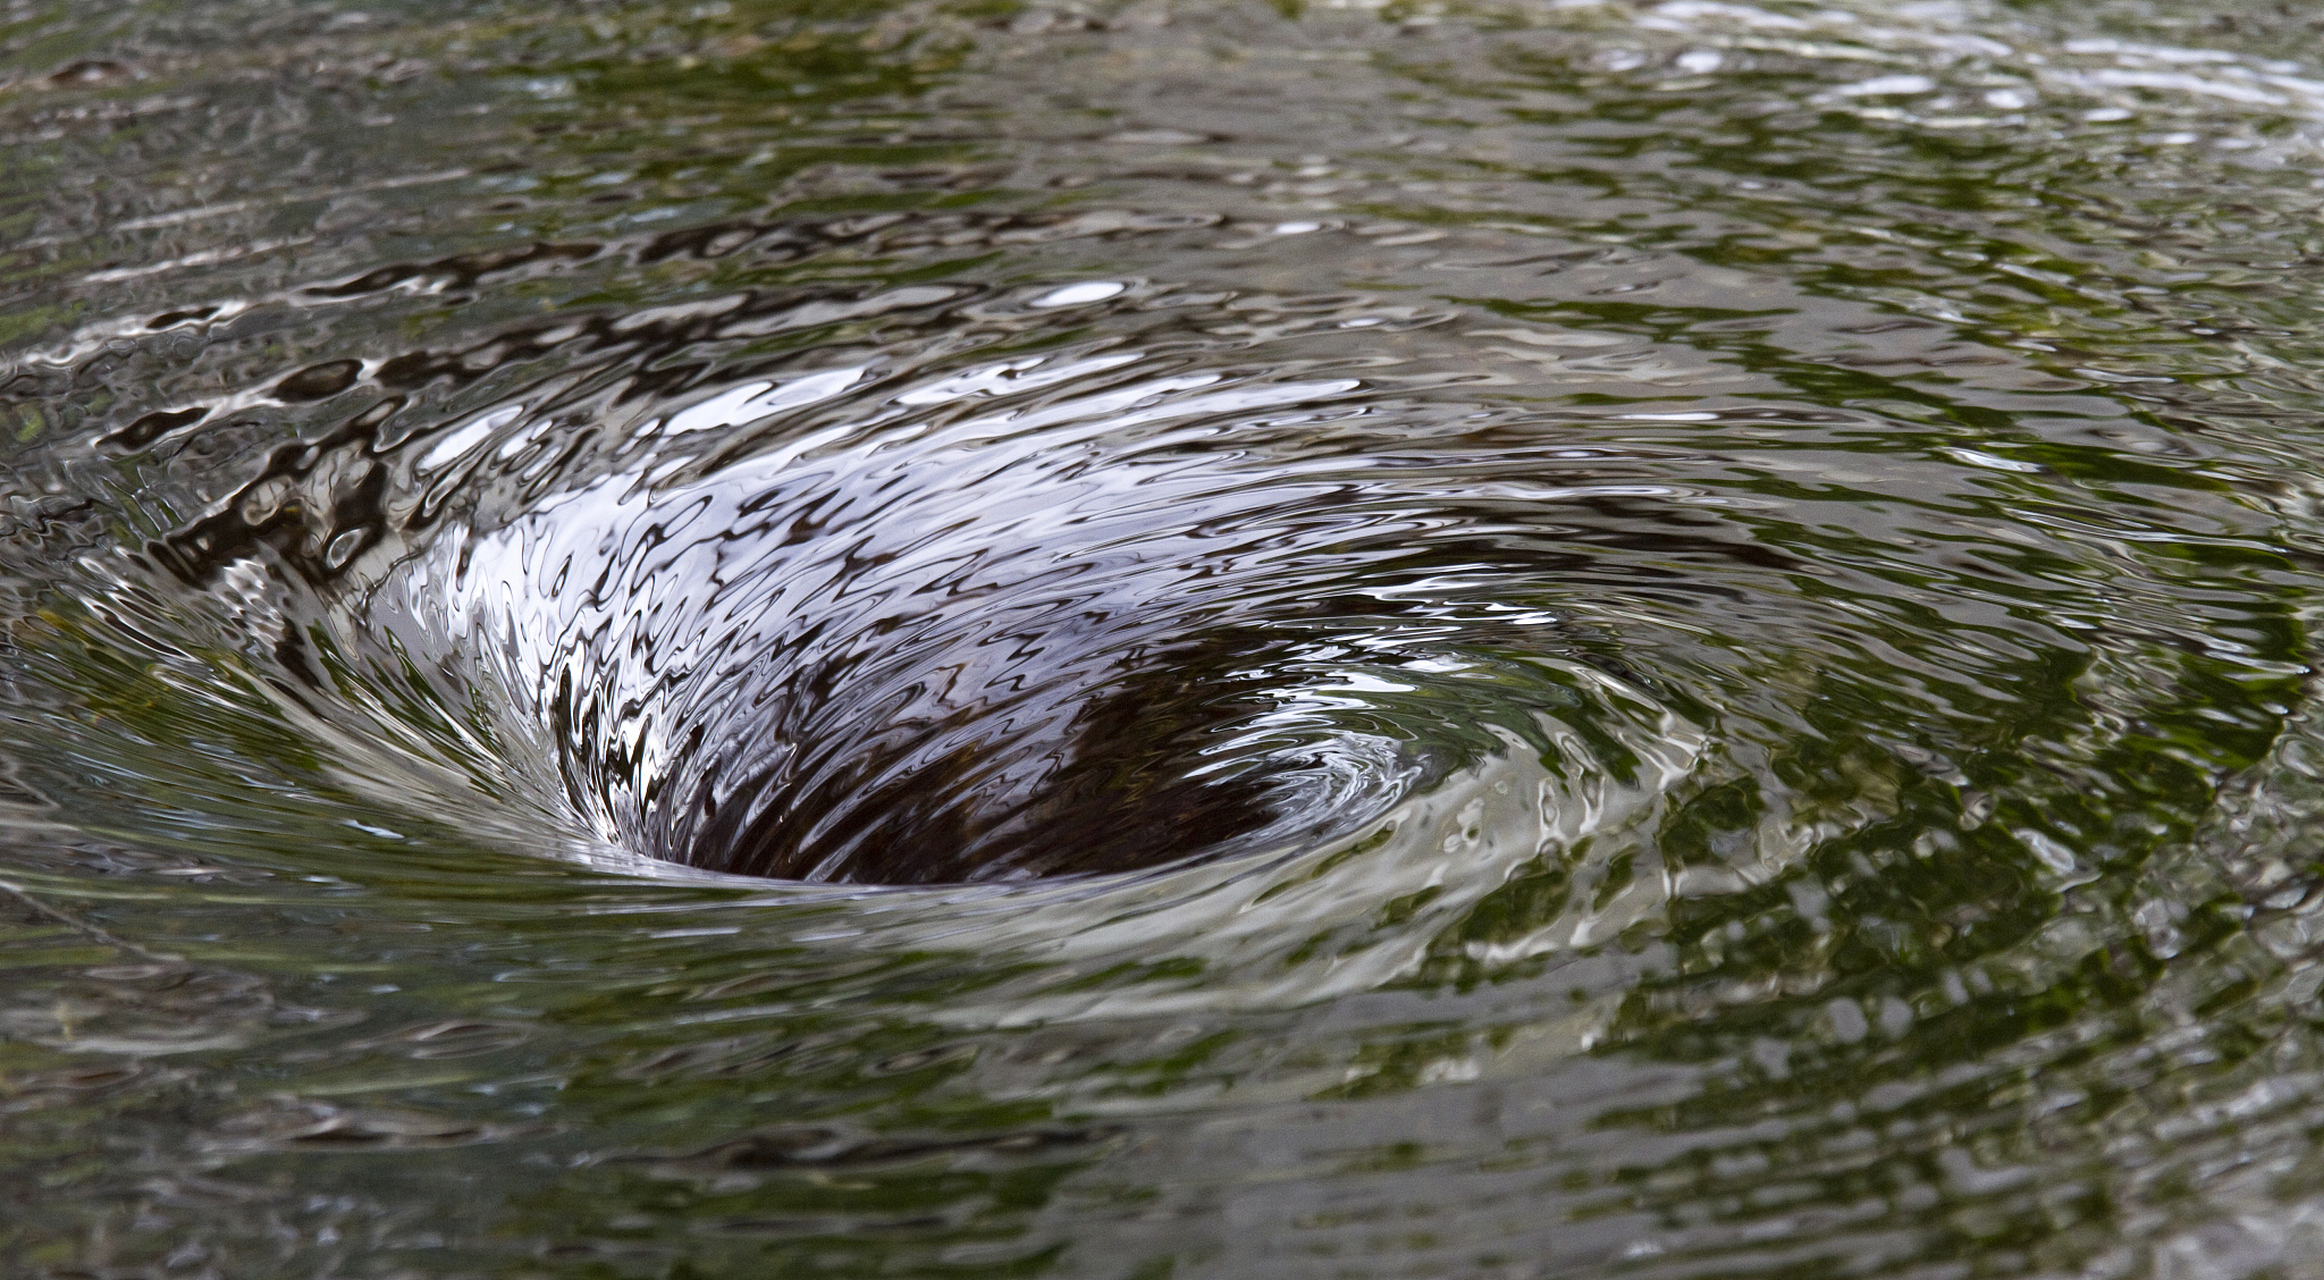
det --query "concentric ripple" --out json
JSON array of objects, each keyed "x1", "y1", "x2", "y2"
[{"x1": 392, "y1": 356, "x2": 1695, "y2": 890}]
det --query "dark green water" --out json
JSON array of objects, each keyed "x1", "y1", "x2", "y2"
[{"x1": 8, "y1": 1, "x2": 2324, "y2": 1275}]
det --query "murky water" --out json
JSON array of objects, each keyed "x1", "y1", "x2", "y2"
[{"x1": 7, "y1": 0, "x2": 2324, "y2": 1274}]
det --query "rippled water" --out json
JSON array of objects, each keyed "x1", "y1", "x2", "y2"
[{"x1": 9, "y1": 0, "x2": 2324, "y2": 1274}]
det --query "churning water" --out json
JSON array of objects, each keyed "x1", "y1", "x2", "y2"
[{"x1": 7, "y1": 0, "x2": 2324, "y2": 1274}]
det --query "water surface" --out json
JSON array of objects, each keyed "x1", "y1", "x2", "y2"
[{"x1": 6, "y1": 1, "x2": 2324, "y2": 1275}]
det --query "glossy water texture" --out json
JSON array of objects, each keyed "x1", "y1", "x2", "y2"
[{"x1": 7, "y1": 0, "x2": 2324, "y2": 1275}]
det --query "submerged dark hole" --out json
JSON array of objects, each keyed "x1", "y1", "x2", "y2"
[{"x1": 665, "y1": 634, "x2": 1291, "y2": 886}]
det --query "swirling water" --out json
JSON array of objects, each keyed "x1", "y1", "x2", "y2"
[{"x1": 6, "y1": 0, "x2": 2324, "y2": 1274}]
